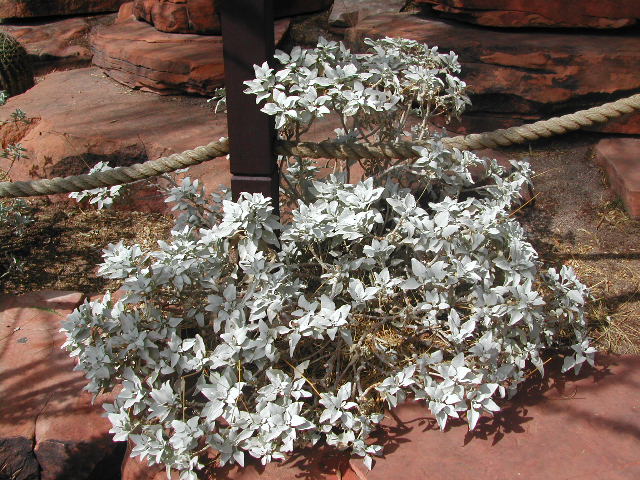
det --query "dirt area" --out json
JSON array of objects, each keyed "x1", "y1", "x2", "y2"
[
  {"x1": 507, "y1": 132, "x2": 640, "y2": 354},
  {"x1": 0, "y1": 201, "x2": 172, "y2": 296}
]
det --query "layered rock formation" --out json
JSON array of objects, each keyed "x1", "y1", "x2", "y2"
[
  {"x1": 417, "y1": 0, "x2": 640, "y2": 28},
  {"x1": 0, "y1": 67, "x2": 230, "y2": 210},
  {"x1": 132, "y1": 0, "x2": 333, "y2": 35},
  {"x1": 2, "y1": 15, "x2": 116, "y2": 75},
  {"x1": 0, "y1": 0, "x2": 127, "y2": 19},
  {"x1": 133, "y1": 0, "x2": 220, "y2": 34},
  {"x1": 346, "y1": 12, "x2": 640, "y2": 134},
  {"x1": 91, "y1": 4, "x2": 290, "y2": 96}
]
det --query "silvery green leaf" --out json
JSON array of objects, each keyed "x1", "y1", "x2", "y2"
[
  {"x1": 482, "y1": 398, "x2": 500, "y2": 412},
  {"x1": 434, "y1": 211, "x2": 449, "y2": 228},
  {"x1": 233, "y1": 450, "x2": 245, "y2": 466},
  {"x1": 363, "y1": 455, "x2": 374, "y2": 470},
  {"x1": 289, "y1": 332, "x2": 301, "y2": 356},
  {"x1": 411, "y1": 258, "x2": 428, "y2": 278},
  {"x1": 348, "y1": 278, "x2": 378, "y2": 304},
  {"x1": 451, "y1": 353, "x2": 465, "y2": 369},
  {"x1": 567, "y1": 290, "x2": 584, "y2": 304},
  {"x1": 400, "y1": 277, "x2": 421, "y2": 290},
  {"x1": 337, "y1": 383, "x2": 352, "y2": 403},
  {"x1": 467, "y1": 407, "x2": 480, "y2": 430}
]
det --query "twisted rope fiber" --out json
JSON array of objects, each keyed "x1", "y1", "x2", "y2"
[{"x1": 1, "y1": 93, "x2": 640, "y2": 199}]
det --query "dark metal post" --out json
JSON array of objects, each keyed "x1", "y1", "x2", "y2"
[{"x1": 220, "y1": 0, "x2": 279, "y2": 215}]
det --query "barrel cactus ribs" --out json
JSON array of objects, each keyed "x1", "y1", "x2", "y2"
[{"x1": 0, "y1": 32, "x2": 34, "y2": 97}]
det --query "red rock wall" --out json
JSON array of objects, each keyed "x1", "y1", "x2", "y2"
[
  {"x1": 0, "y1": 0, "x2": 128, "y2": 19},
  {"x1": 132, "y1": 0, "x2": 334, "y2": 35},
  {"x1": 418, "y1": 0, "x2": 640, "y2": 28},
  {"x1": 346, "y1": 12, "x2": 640, "y2": 134},
  {"x1": 133, "y1": 0, "x2": 220, "y2": 34}
]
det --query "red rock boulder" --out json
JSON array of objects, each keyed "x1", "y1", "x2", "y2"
[
  {"x1": 346, "y1": 13, "x2": 640, "y2": 135},
  {"x1": 0, "y1": 67, "x2": 230, "y2": 211},
  {"x1": 0, "y1": 291, "x2": 125, "y2": 480},
  {"x1": 1, "y1": 15, "x2": 116, "y2": 75},
  {"x1": 131, "y1": 0, "x2": 333, "y2": 35},
  {"x1": 417, "y1": 0, "x2": 640, "y2": 28},
  {"x1": 0, "y1": 0, "x2": 127, "y2": 19},
  {"x1": 595, "y1": 138, "x2": 640, "y2": 218},
  {"x1": 133, "y1": 0, "x2": 220, "y2": 34},
  {"x1": 91, "y1": 8, "x2": 290, "y2": 96}
]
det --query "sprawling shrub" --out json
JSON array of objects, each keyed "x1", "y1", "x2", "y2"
[{"x1": 61, "y1": 38, "x2": 594, "y2": 479}]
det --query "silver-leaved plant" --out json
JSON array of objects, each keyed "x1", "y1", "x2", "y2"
[{"x1": 61, "y1": 38, "x2": 594, "y2": 480}]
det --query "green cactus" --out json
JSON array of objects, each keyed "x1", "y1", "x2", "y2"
[{"x1": 0, "y1": 32, "x2": 34, "y2": 97}]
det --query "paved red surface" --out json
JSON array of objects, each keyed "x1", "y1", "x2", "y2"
[
  {"x1": 126, "y1": 355, "x2": 640, "y2": 480},
  {"x1": 595, "y1": 138, "x2": 640, "y2": 218},
  {"x1": 0, "y1": 291, "x2": 121, "y2": 480},
  {"x1": 346, "y1": 355, "x2": 640, "y2": 480}
]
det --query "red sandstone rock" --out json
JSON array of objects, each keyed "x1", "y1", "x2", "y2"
[
  {"x1": 133, "y1": 0, "x2": 220, "y2": 34},
  {"x1": 0, "y1": 0, "x2": 127, "y2": 19},
  {"x1": 417, "y1": 0, "x2": 640, "y2": 28},
  {"x1": 91, "y1": 12, "x2": 290, "y2": 96},
  {"x1": 1, "y1": 15, "x2": 116, "y2": 75},
  {"x1": 328, "y1": 0, "x2": 407, "y2": 30},
  {"x1": 346, "y1": 13, "x2": 640, "y2": 135},
  {"x1": 131, "y1": 0, "x2": 332, "y2": 35},
  {"x1": 595, "y1": 138, "x2": 640, "y2": 218},
  {"x1": 0, "y1": 115, "x2": 39, "y2": 148},
  {"x1": 0, "y1": 67, "x2": 230, "y2": 211},
  {"x1": 0, "y1": 291, "x2": 123, "y2": 480}
]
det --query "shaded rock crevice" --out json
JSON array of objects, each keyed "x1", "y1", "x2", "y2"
[{"x1": 0, "y1": 436, "x2": 41, "y2": 480}]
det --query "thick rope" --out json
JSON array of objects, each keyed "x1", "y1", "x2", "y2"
[
  {"x1": 1, "y1": 93, "x2": 639, "y2": 199},
  {"x1": 0, "y1": 140, "x2": 230, "y2": 198}
]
